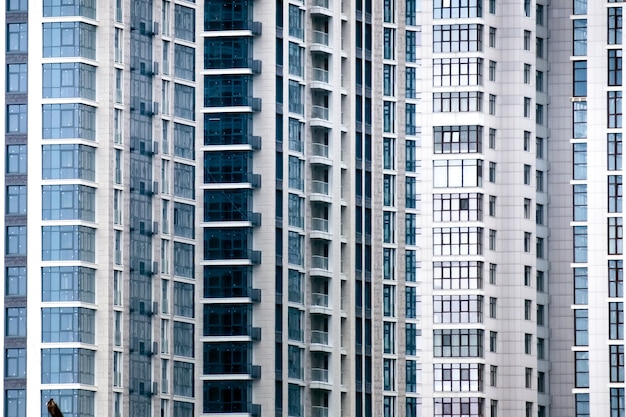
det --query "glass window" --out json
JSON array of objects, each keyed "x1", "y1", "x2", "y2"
[
  {"x1": 42, "y1": 185, "x2": 95, "y2": 221},
  {"x1": 6, "y1": 23, "x2": 27, "y2": 53},
  {"x1": 174, "y1": 4, "x2": 195, "y2": 41},
  {"x1": 6, "y1": 63, "x2": 27, "y2": 93},
  {"x1": 6, "y1": 104, "x2": 27, "y2": 134},
  {"x1": 43, "y1": 22, "x2": 96, "y2": 59},
  {"x1": 41, "y1": 226, "x2": 96, "y2": 262},
  {"x1": 6, "y1": 186, "x2": 26, "y2": 215},
  {"x1": 573, "y1": 20, "x2": 587, "y2": 56},
  {"x1": 43, "y1": 0, "x2": 96, "y2": 18},
  {"x1": 433, "y1": 24, "x2": 483, "y2": 53},
  {"x1": 609, "y1": 7, "x2": 623, "y2": 45},
  {"x1": 5, "y1": 307, "x2": 26, "y2": 336},
  {"x1": 573, "y1": 61, "x2": 587, "y2": 96}
]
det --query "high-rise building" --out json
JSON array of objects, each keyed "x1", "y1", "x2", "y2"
[{"x1": 0, "y1": 1, "x2": 622, "y2": 417}]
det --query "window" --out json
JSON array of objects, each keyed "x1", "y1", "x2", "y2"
[
  {"x1": 406, "y1": 31, "x2": 419, "y2": 62},
  {"x1": 41, "y1": 348, "x2": 95, "y2": 384},
  {"x1": 609, "y1": 49, "x2": 623, "y2": 86},
  {"x1": 573, "y1": 61, "x2": 587, "y2": 96},
  {"x1": 536, "y1": 136, "x2": 544, "y2": 158},
  {"x1": 536, "y1": 104, "x2": 544, "y2": 124},
  {"x1": 489, "y1": 195, "x2": 496, "y2": 217},
  {"x1": 5, "y1": 267, "x2": 26, "y2": 297},
  {"x1": 537, "y1": 338, "x2": 546, "y2": 360},
  {"x1": 434, "y1": 398, "x2": 482, "y2": 417},
  {"x1": 433, "y1": 91, "x2": 483, "y2": 113},
  {"x1": 536, "y1": 4, "x2": 544, "y2": 25},
  {"x1": 489, "y1": 229, "x2": 496, "y2": 251},
  {"x1": 574, "y1": 184, "x2": 587, "y2": 221},
  {"x1": 433, "y1": 363, "x2": 483, "y2": 392},
  {"x1": 489, "y1": 263, "x2": 497, "y2": 284},
  {"x1": 524, "y1": 165, "x2": 531, "y2": 185},
  {"x1": 609, "y1": 7, "x2": 623, "y2": 45},
  {"x1": 5, "y1": 348, "x2": 25, "y2": 378},
  {"x1": 610, "y1": 388, "x2": 625, "y2": 417},
  {"x1": 489, "y1": 0, "x2": 495, "y2": 14},
  {"x1": 523, "y1": 131, "x2": 531, "y2": 152},
  {"x1": 574, "y1": 0, "x2": 586, "y2": 15},
  {"x1": 6, "y1": 104, "x2": 26, "y2": 134},
  {"x1": 433, "y1": 57, "x2": 483, "y2": 87},
  {"x1": 433, "y1": 159, "x2": 483, "y2": 188},
  {"x1": 536, "y1": 70, "x2": 544, "y2": 92},
  {"x1": 489, "y1": 128, "x2": 496, "y2": 149},
  {"x1": 609, "y1": 91, "x2": 623, "y2": 128},
  {"x1": 7, "y1": 0, "x2": 27, "y2": 11},
  {"x1": 433, "y1": 227, "x2": 483, "y2": 256},
  {"x1": 489, "y1": 297, "x2": 497, "y2": 318},
  {"x1": 433, "y1": 125, "x2": 483, "y2": 154},
  {"x1": 5, "y1": 389, "x2": 26, "y2": 417},
  {"x1": 6, "y1": 63, "x2": 26, "y2": 93},
  {"x1": 574, "y1": 19, "x2": 587, "y2": 56},
  {"x1": 42, "y1": 185, "x2": 95, "y2": 221},
  {"x1": 433, "y1": 261, "x2": 483, "y2": 290},
  {"x1": 536, "y1": 37, "x2": 544, "y2": 58},
  {"x1": 433, "y1": 24, "x2": 483, "y2": 53},
  {"x1": 609, "y1": 133, "x2": 622, "y2": 170},
  {"x1": 6, "y1": 226, "x2": 26, "y2": 256},
  {"x1": 489, "y1": 94, "x2": 496, "y2": 115},
  {"x1": 433, "y1": 295, "x2": 483, "y2": 323},
  {"x1": 575, "y1": 351, "x2": 590, "y2": 387},
  {"x1": 610, "y1": 345, "x2": 625, "y2": 382},
  {"x1": 575, "y1": 309, "x2": 589, "y2": 345},
  {"x1": 42, "y1": 103, "x2": 96, "y2": 140},
  {"x1": 433, "y1": 329, "x2": 483, "y2": 357},
  {"x1": 537, "y1": 236, "x2": 546, "y2": 258},
  {"x1": 489, "y1": 60, "x2": 496, "y2": 81},
  {"x1": 536, "y1": 170, "x2": 544, "y2": 192},
  {"x1": 5, "y1": 307, "x2": 26, "y2": 336},
  {"x1": 43, "y1": 63, "x2": 96, "y2": 100},
  {"x1": 6, "y1": 23, "x2": 27, "y2": 53},
  {"x1": 525, "y1": 368, "x2": 532, "y2": 387},
  {"x1": 524, "y1": 266, "x2": 532, "y2": 286},
  {"x1": 41, "y1": 226, "x2": 96, "y2": 262},
  {"x1": 524, "y1": 300, "x2": 532, "y2": 320},
  {"x1": 524, "y1": 30, "x2": 531, "y2": 51},
  {"x1": 524, "y1": 0, "x2": 530, "y2": 16},
  {"x1": 574, "y1": 101, "x2": 587, "y2": 138},
  {"x1": 609, "y1": 217, "x2": 623, "y2": 255},
  {"x1": 609, "y1": 260, "x2": 624, "y2": 298},
  {"x1": 524, "y1": 97, "x2": 531, "y2": 118},
  {"x1": 6, "y1": 186, "x2": 26, "y2": 215},
  {"x1": 490, "y1": 331, "x2": 497, "y2": 352},
  {"x1": 43, "y1": 22, "x2": 96, "y2": 59},
  {"x1": 536, "y1": 204, "x2": 544, "y2": 225},
  {"x1": 524, "y1": 232, "x2": 532, "y2": 253},
  {"x1": 489, "y1": 27, "x2": 496, "y2": 48},
  {"x1": 573, "y1": 143, "x2": 587, "y2": 180},
  {"x1": 535, "y1": 372, "x2": 545, "y2": 394},
  {"x1": 609, "y1": 175, "x2": 623, "y2": 213},
  {"x1": 489, "y1": 162, "x2": 496, "y2": 182},
  {"x1": 523, "y1": 63, "x2": 531, "y2": 84},
  {"x1": 537, "y1": 270, "x2": 545, "y2": 292}
]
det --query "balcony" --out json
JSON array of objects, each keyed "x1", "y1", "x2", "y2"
[
  {"x1": 312, "y1": 105, "x2": 329, "y2": 121},
  {"x1": 311, "y1": 330, "x2": 329, "y2": 345},
  {"x1": 312, "y1": 30, "x2": 329, "y2": 46},
  {"x1": 310, "y1": 142, "x2": 332, "y2": 166},
  {"x1": 312, "y1": 406, "x2": 329, "y2": 417},
  {"x1": 311, "y1": 368, "x2": 329, "y2": 383},
  {"x1": 310, "y1": 68, "x2": 332, "y2": 92},
  {"x1": 311, "y1": 217, "x2": 329, "y2": 233},
  {"x1": 310, "y1": 0, "x2": 332, "y2": 16},
  {"x1": 312, "y1": 292, "x2": 329, "y2": 308},
  {"x1": 311, "y1": 255, "x2": 329, "y2": 271}
]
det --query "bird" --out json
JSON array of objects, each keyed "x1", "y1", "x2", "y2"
[{"x1": 46, "y1": 398, "x2": 63, "y2": 417}]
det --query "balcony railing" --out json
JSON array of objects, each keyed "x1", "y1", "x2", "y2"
[
  {"x1": 311, "y1": 330, "x2": 329, "y2": 345},
  {"x1": 311, "y1": 367, "x2": 329, "y2": 382},
  {"x1": 311, "y1": 255, "x2": 329, "y2": 270},
  {"x1": 312, "y1": 105, "x2": 330, "y2": 120},
  {"x1": 312, "y1": 68, "x2": 329, "y2": 83},
  {"x1": 313, "y1": 0, "x2": 330, "y2": 7},
  {"x1": 311, "y1": 217, "x2": 329, "y2": 233},
  {"x1": 312, "y1": 407, "x2": 329, "y2": 417},
  {"x1": 312, "y1": 292, "x2": 329, "y2": 307},
  {"x1": 311, "y1": 143, "x2": 329, "y2": 158},
  {"x1": 312, "y1": 31, "x2": 330, "y2": 46},
  {"x1": 311, "y1": 180, "x2": 329, "y2": 195}
]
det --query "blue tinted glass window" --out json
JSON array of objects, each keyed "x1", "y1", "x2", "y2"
[
  {"x1": 175, "y1": 5, "x2": 195, "y2": 41},
  {"x1": 174, "y1": 282, "x2": 194, "y2": 318},
  {"x1": 6, "y1": 64, "x2": 27, "y2": 93},
  {"x1": 5, "y1": 348, "x2": 26, "y2": 378},
  {"x1": 43, "y1": 0, "x2": 96, "y2": 18},
  {"x1": 40, "y1": 390, "x2": 94, "y2": 417},
  {"x1": 42, "y1": 104, "x2": 96, "y2": 140},
  {"x1": 41, "y1": 226, "x2": 96, "y2": 262},
  {"x1": 6, "y1": 186, "x2": 26, "y2": 215},
  {"x1": 6, "y1": 104, "x2": 27, "y2": 133},
  {"x1": 175, "y1": 44, "x2": 195, "y2": 81},
  {"x1": 6, "y1": 145, "x2": 26, "y2": 173},
  {"x1": 42, "y1": 266, "x2": 95, "y2": 303},
  {"x1": 43, "y1": 22, "x2": 96, "y2": 59},
  {"x1": 174, "y1": 242, "x2": 194, "y2": 278},
  {"x1": 41, "y1": 348, "x2": 95, "y2": 384},
  {"x1": 174, "y1": 123, "x2": 195, "y2": 160},
  {"x1": 173, "y1": 321, "x2": 194, "y2": 357},
  {"x1": 42, "y1": 144, "x2": 96, "y2": 181},
  {"x1": 41, "y1": 307, "x2": 95, "y2": 343},
  {"x1": 174, "y1": 83, "x2": 195, "y2": 120},
  {"x1": 6, "y1": 226, "x2": 26, "y2": 255},
  {"x1": 7, "y1": 23, "x2": 27, "y2": 53},
  {"x1": 5, "y1": 389, "x2": 25, "y2": 417},
  {"x1": 43, "y1": 63, "x2": 96, "y2": 100},
  {"x1": 5, "y1": 307, "x2": 26, "y2": 336},
  {"x1": 5, "y1": 267, "x2": 26, "y2": 296},
  {"x1": 42, "y1": 185, "x2": 95, "y2": 221}
]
